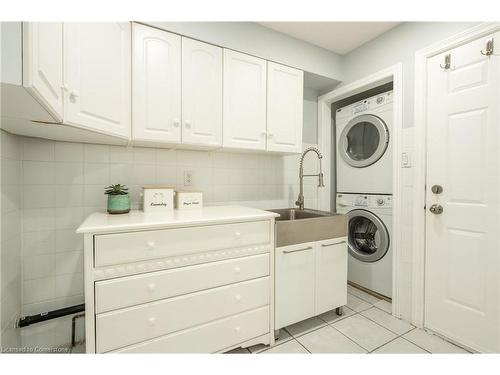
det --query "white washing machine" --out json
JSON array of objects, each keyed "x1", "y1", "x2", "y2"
[
  {"x1": 336, "y1": 193, "x2": 392, "y2": 298},
  {"x1": 336, "y1": 91, "x2": 393, "y2": 194}
]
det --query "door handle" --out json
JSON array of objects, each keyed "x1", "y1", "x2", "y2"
[
  {"x1": 283, "y1": 246, "x2": 312, "y2": 254},
  {"x1": 429, "y1": 204, "x2": 443, "y2": 215}
]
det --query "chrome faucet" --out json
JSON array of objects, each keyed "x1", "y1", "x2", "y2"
[{"x1": 295, "y1": 147, "x2": 325, "y2": 210}]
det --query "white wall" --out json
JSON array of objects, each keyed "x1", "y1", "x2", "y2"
[
  {"x1": 146, "y1": 22, "x2": 344, "y2": 81},
  {"x1": 342, "y1": 22, "x2": 479, "y2": 128},
  {"x1": 303, "y1": 88, "x2": 319, "y2": 144},
  {"x1": 0, "y1": 130, "x2": 22, "y2": 351}
]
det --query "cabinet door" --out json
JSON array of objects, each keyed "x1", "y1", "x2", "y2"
[
  {"x1": 314, "y1": 238, "x2": 347, "y2": 315},
  {"x1": 275, "y1": 242, "x2": 315, "y2": 329},
  {"x1": 22, "y1": 22, "x2": 64, "y2": 121},
  {"x1": 133, "y1": 24, "x2": 181, "y2": 143},
  {"x1": 182, "y1": 37, "x2": 222, "y2": 146},
  {"x1": 223, "y1": 49, "x2": 267, "y2": 150},
  {"x1": 267, "y1": 62, "x2": 303, "y2": 153},
  {"x1": 64, "y1": 23, "x2": 131, "y2": 138}
]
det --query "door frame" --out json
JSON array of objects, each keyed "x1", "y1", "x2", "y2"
[
  {"x1": 317, "y1": 63, "x2": 403, "y2": 317},
  {"x1": 412, "y1": 22, "x2": 500, "y2": 328}
]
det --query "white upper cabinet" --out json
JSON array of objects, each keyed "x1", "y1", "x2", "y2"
[
  {"x1": 132, "y1": 24, "x2": 181, "y2": 144},
  {"x1": 22, "y1": 22, "x2": 64, "y2": 122},
  {"x1": 181, "y1": 37, "x2": 222, "y2": 147},
  {"x1": 266, "y1": 62, "x2": 303, "y2": 153},
  {"x1": 223, "y1": 49, "x2": 267, "y2": 151},
  {"x1": 64, "y1": 23, "x2": 131, "y2": 138}
]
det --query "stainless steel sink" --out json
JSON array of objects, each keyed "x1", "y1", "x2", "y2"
[
  {"x1": 270, "y1": 208, "x2": 331, "y2": 221},
  {"x1": 266, "y1": 208, "x2": 347, "y2": 247}
]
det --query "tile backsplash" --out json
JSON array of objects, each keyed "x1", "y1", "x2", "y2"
[
  {"x1": 1, "y1": 130, "x2": 22, "y2": 350},
  {"x1": 6, "y1": 131, "x2": 321, "y2": 349}
]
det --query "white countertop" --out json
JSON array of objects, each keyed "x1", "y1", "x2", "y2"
[{"x1": 76, "y1": 205, "x2": 279, "y2": 234}]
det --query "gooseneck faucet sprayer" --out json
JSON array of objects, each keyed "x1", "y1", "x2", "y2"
[{"x1": 295, "y1": 147, "x2": 325, "y2": 210}]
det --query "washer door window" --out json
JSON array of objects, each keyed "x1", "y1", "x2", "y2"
[
  {"x1": 347, "y1": 209, "x2": 389, "y2": 263},
  {"x1": 339, "y1": 114, "x2": 389, "y2": 168}
]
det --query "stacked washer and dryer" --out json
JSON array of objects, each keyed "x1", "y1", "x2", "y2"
[{"x1": 335, "y1": 91, "x2": 393, "y2": 299}]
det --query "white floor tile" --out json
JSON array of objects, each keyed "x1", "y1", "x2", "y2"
[
  {"x1": 346, "y1": 293, "x2": 372, "y2": 312},
  {"x1": 333, "y1": 314, "x2": 397, "y2": 352},
  {"x1": 318, "y1": 306, "x2": 355, "y2": 324},
  {"x1": 297, "y1": 325, "x2": 366, "y2": 353},
  {"x1": 373, "y1": 300, "x2": 392, "y2": 314},
  {"x1": 262, "y1": 340, "x2": 309, "y2": 354},
  {"x1": 403, "y1": 329, "x2": 469, "y2": 354},
  {"x1": 361, "y1": 307, "x2": 414, "y2": 335},
  {"x1": 348, "y1": 285, "x2": 382, "y2": 304},
  {"x1": 285, "y1": 317, "x2": 327, "y2": 338},
  {"x1": 372, "y1": 337, "x2": 428, "y2": 354},
  {"x1": 248, "y1": 329, "x2": 293, "y2": 353}
]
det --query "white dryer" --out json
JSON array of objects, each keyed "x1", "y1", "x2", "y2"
[
  {"x1": 336, "y1": 91, "x2": 393, "y2": 194},
  {"x1": 336, "y1": 193, "x2": 392, "y2": 298}
]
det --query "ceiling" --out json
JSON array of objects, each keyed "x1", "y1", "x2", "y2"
[{"x1": 258, "y1": 22, "x2": 400, "y2": 55}]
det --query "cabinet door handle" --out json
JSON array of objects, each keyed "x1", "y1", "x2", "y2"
[
  {"x1": 283, "y1": 246, "x2": 312, "y2": 254},
  {"x1": 321, "y1": 241, "x2": 346, "y2": 247}
]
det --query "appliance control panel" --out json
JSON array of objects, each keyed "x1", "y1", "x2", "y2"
[
  {"x1": 350, "y1": 91, "x2": 393, "y2": 116},
  {"x1": 337, "y1": 193, "x2": 392, "y2": 209}
]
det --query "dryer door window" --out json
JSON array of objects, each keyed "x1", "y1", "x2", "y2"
[
  {"x1": 339, "y1": 114, "x2": 389, "y2": 168},
  {"x1": 347, "y1": 209, "x2": 389, "y2": 263}
]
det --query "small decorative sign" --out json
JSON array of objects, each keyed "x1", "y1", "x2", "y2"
[
  {"x1": 175, "y1": 191, "x2": 203, "y2": 210},
  {"x1": 142, "y1": 185, "x2": 174, "y2": 212}
]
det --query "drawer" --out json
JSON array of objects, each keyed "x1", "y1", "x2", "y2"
[
  {"x1": 95, "y1": 253, "x2": 270, "y2": 313},
  {"x1": 94, "y1": 221, "x2": 270, "y2": 267},
  {"x1": 112, "y1": 306, "x2": 270, "y2": 353},
  {"x1": 96, "y1": 276, "x2": 270, "y2": 352}
]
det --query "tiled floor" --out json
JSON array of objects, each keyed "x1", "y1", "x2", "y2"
[{"x1": 226, "y1": 286, "x2": 471, "y2": 354}]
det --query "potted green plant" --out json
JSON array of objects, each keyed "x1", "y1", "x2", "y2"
[{"x1": 105, "y1": 184, "x2": 131, "y2": 214}]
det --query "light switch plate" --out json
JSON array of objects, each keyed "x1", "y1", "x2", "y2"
[{"x1": 401, "y1": 152, "x2": 412, "y2": 168}]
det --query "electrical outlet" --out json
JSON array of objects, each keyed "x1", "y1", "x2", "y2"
[{"x1": 184, "y1": 170, "x2": 193, "y2": 186}]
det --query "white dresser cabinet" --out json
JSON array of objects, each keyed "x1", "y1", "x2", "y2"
[{"x1": 77, "y1": 206, "x2": 277, "y2": 353}]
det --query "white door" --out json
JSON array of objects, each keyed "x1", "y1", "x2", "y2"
[
  {"x1": 182, "y1": 37, "x2": 222, "y2": 147},
  {"x1": 64, "y1": 23, "x2": 131, "y2": 138},
  {"x1": 425, "y1": 32, "x2": 500, "y2": 353},
  {"x1": 223, "y1": 49, "x2": 267, "y2": 150},
  {"x1": 315, "y1": 238, "x2": 347, "y2": 315},
  {"x1": 132, "y1": 23, "x2": 181, "y2": 144},
  {"x1": 275, "y1": 242, "x2": 315, "y2": 329},
  {"x1": 267, "y1": 62, "x2": 303, "y2": 153},
  {"x1": 22, "y1": 22, "x2": 64, "y2": 121}
]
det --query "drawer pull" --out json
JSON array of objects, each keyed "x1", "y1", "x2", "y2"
[
  {"x1": 321, "y1": 241, "x2": 346, "y2": 247},
  {"x1": 147, "y1": 241, "x2": 155, "y2": 250},
  {"x1": 283, "y1": 246, "x2": 312, "y2": 254},
  {"x1": 147, "y1": 283, "x2": 156, "y2": 292},
  {"x1": 148, "y1": 317, "x2": 156, "y2": 326},
  {"x1": 234, "y1": 326, "x2": 241, "y2": 333},
  {"x1": 234, "y1": 266, "x2": 241, "y2": 274},
  {"x1": 235, "y1": 231, "x2": 241, "y2": 238},
  {"x1": 235, "y1": 295, "x2": 242, "y2": 302}
]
